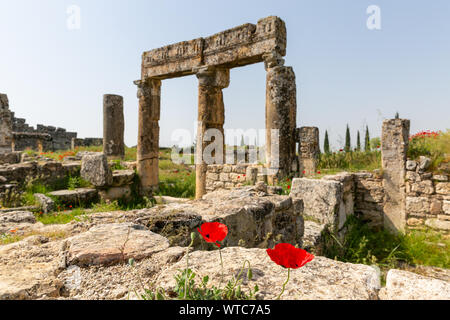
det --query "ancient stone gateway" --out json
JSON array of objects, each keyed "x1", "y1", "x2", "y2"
[{"x1": 135, "y1": 16, "x2": 298, "y2": 198}]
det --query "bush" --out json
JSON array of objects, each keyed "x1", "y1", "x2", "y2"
[{"x1": 408, "y1": 130, "x2": 450, "y2": 172}]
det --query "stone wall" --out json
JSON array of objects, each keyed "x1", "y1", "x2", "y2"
[
  {"x1": 205, "y1": 164, "x2": 261, "y2": 192},
  {"x1": 405, "y1": 158, "x2": 450, "y2": 231},
  {"x1": 72, "y1": 138, "x2": 103, "y2": 149},
  {"x1": 0, "y1": 93, "x2": 101, "y2": 153},
  {"x1": 353, "y1": 171, "x2": 385, "y2": 229}
]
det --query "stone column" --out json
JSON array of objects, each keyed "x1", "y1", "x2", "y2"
[
  {"x1": 264, "y1": 53, "x2": 297, "y2": 184},
  {"x1": 0, "y1": 94, "x2": 13, "y2": 153},
  {"x1": 135, "y1": 79, "x2": 161, "y2": 196},
  {"x1": 103, "y1": 94, "x2": 125, "y2": 159},
  {"x1": 381, "y1": 118, "x2": 410, "y2": 233},
  {"x1": 298, "y1": 127, "x2": 320, "y2": 177},
  {"x1": 195, "y1": 67, "x2": 229, "y2": 199}
]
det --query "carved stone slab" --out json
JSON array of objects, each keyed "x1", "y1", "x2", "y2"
[{"x1": 141, "y1": 16, "x2": 286, "y2": 79}]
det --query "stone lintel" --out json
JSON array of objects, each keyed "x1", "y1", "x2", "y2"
[{"x1": 141, "y1": 16, "x2": 286, "y2": 80}]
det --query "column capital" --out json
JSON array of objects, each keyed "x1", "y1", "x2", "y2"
[
  {"x1": 134, "y1": 78, "x2": 161, "y2": 99},
  {"x1": 263, "y1": 51, "x2": 285, "y2": 70},
  {"x1": 195, "y1": 67, "x2": 230, "y2": 88}
]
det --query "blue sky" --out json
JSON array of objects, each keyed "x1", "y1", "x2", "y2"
[{"x1": 0, "y1": 0, "x2": 449, "y2": 149}]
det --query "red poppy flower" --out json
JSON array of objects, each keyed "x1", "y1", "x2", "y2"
[
  {"x1": 197, "y1": 222, "x2": 228, "y2": 248},
  {"x1": 317, "y1": 171, "x2": 321, "y2": 174},
  {"x1": 10, "y1": 229, "x2": 17, "y2": 233},
  {"x1": 287, "y1": 185, "x2": 291, "y2": 189},
  {"x1": 302, "y1": 170, "x2": 306, "y2": 174},
  {"x1": 266, "y1": 243, "x2": 314, "y2": 269}
]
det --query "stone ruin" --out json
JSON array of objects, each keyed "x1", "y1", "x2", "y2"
[
  {"x1": 134, "y1": 16, "x2": 301, "y2": 198},
  {"x1": 0, "y1": 16, "x2": 448, "y2": 301},
  {"x1": 0, "y1": 93, "x2": 102, "y2": 153}
]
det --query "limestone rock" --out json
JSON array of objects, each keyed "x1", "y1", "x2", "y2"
[
  {"x1": 418, "y1": 156, "x2": 431, "y2": 172},
  {"x1": 410, "y1": 180, "x2": 434, "y2": 195},
  {"x1": 435, "y1": 182, "x2": 450, "y2": 195},
  {"x1": 135, "y1": 186, "x2": 303, "y2": 248},
  {"x1": 155, "y1": 247, "x2": 380, "y2": 300},
  {"x1": 0, "y1": 237, "x2": 63, "y2": 299},
  {"x1": 48, "y1": 188, "x2": 98, "y2": 206},
  {"x1": 0, "y1": 210, "x2": 35, "y2": 224},
  {"x1": 34, "y1": 193, "x2": 55, "y2": 213},
  {"x1": 290, "y1": 178, "x2": 347, "y2": 231},
  {"x1": 406, "y1": 160, "x2": 417, "y2": 171},
  {"x1": 425, "y1": 218, "x2": 450, "y2": 231},
  {"x1": 80, "y1": 153, "x2": 113, "y2": 187},
  {"x1": 379, "y1": 269, "x2": 450, "y2": 300},
  {"x1": 433, "y1": 175, "x2": 448, "y2": 182},
  {"x1": 66, "y1": 223, "x2": 170, "y2": 267},
  {"x1": 406, "y1": 196, "x2": 430, "y2": 213},
  {"x1": 112, "y1": 170, "x2": 135, "y2": 187},
  {"x1": 98, "y1": 186, "x2": 132, "y2": 202}
]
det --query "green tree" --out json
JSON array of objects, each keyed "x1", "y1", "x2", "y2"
[
  {"x1": 240, "y1": 135, "x2": 245, "y2": 147},
  {"x1": 364, "y1": 125, "x2": 371, "y2": 152},
  {"x1": 324, "y1": 130, "x2": 331, "y2": 154},
  {"x1": 356, "y1": 130, "x2": 361, "y2": 151},
  {"x1": 345, "y1": 125, "x2": 351, "y2": 152},
  {"x1": 395, "y1": 112, "x2": 399, "y2": 119}
]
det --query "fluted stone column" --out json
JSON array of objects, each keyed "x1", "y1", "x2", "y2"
[
  {"x1": 195, "y1": 67, "x2": 229, "y2": 199},
  {"x1": 382, "y1": 118, "x2": 410, "y2": 233},
  {"x1": 298, "y1": 127, "x2": 320, "y2": 177},
  {"x1": 103, "y1": 94, "x2": 125, "y2": 159},
  {"x1": 135, "y1": 79, "x2": 161, "y2": 196},
  {"x1": 264, "y1": 53, "x2": 297, "y2": 184}
]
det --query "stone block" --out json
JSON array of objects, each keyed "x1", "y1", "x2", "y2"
[
  {"x1": 80, "y1": 153, "x2": 113, "y2": 187},
  {"x1": 436, "y1": 182, "x2": 450, "y2": 195},
  {"x1": 379, "y1": 269, "x2": 450, "y2": 300},
  {"x1": 406, "y1": 196, "x2": 430, "y2": 213}
]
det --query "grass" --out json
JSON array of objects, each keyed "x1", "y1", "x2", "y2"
[
  {"x1": 318, "y1": 150, "x2": 382, "y2": 173},
  {"x1": 35, "y1": 207, "x2": 88, "y2": 225},
  {"x1": 321, "y1": 215, "x2": 450, "y2": 282}
]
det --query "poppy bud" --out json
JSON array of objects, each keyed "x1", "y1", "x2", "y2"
[
  {"x1": 247, "y1": 268, "x2": 253, "y2": 280},
  {"x1": 190, "y1": 232, "x2": 196, "y2": 241},
  {"x1": 128, "y1": 258, "x2": 135, "y2": 266}
]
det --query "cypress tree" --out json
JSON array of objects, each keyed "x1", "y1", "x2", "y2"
[
  {"x1": 356, "y1": 130, "x2": 361, "y2": 151},
  {"x1": 364, "y1": 125, "x2": 370, "y2": 151},
  {"x1": 324, "y1": 130, "x2": 330, "y2": 154},
  {"x1": 345, "y1": 124, "x2": 351, "y2": 152},
  {"x1": 240, "y1": 135, "x2": 245, "y2": 147},
  {"x1": 395, "y1": 112, "x2": 399, "y2": 119}
]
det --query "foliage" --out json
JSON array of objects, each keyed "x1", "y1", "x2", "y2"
[
  {"x1": 408, "y1": 129, "x2": 450, "y2": 172},
  {"x1": 110, "y1": 160, "x2": 127, "y2": 170},
  {"x1": 36, "y1": 208, "x2": 88, "y2": 225},
  {"x1": 321, "y1": 215, "x2": 450, "y2": 272},
  {"x1": 324, "y1": 130, "x2": 330, "y2": 154},
  {"x1": 344, "y1": 125, "x2": 351, "y2": 153},
  {"x1": 356, "y1": 131, "x2": 361, "y2": 151},
  {"x1": 364, "y1": 125, "x2": 370, "y2": 152},
  {"x1": 318, "y1": 150, "x2": 381, "y2": 172},
  {"x1": 139, "y1": 266, "x2": 259, "y2": 301}
]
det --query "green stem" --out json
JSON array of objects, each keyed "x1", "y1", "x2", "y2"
[
  {"x1": 219, "y1": 246, "x2": 224, "y2": 289},
  {"x1": 277, "y1": 268, "x2": 290, "y2": 300},
  {"x1": 184, "y1": 238, "x2": 194, "y2": 299},
  {"x1": 232, "y1": 260, "x2": 251, "y2": 291}
]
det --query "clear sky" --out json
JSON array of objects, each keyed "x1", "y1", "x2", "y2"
[{"x1": 0, "y1": 0, "x2": 449, "y2": 149}]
